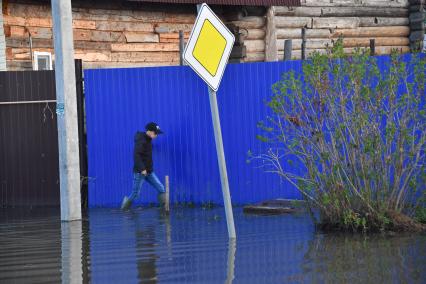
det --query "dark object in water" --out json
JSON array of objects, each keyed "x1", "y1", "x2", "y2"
[{"x1": 243, "y1": 199, "x2": 304, "y2": 215}]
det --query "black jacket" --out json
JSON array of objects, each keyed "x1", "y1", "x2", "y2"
[{"x1": 133, "y1": 131, "x2": 153, "y2": 173}]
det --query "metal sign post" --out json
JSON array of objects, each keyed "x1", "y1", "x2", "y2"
[
  {"x1": 208, "y1": 87, "x2": 236, "y2": 239},
  {"x1": 184, "y1": 3, "x2": 236, "y2": 239}
]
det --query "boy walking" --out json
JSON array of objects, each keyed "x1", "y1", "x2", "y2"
[{"x1": 121, "y1": 122, "x2": 166, "y2": 210}]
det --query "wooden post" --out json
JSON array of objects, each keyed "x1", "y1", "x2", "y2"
[
  {"x1": 370, "y1": 39, "x2": 375, "y2": 56},
  {"x1": 165, "y1": 175, "x2": 170, "y2": 212},
  {"x1": 301, "y1": 27, "x2": 306, "y2": 60},
  {"x1": 179, "y1": 30, "x2": 184, "y2": 66},
  {"x1": 265, "y1": 6, "x2": 277, "y2": 61},
  {"x1": 284, "y1": 39, "x2": 292, "y2": 60}
]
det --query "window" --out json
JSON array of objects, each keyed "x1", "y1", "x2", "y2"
[{"x1": 33, "y1": 51, "x2": 52, "y2": 70}]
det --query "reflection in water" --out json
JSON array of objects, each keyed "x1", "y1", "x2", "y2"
[
  {"x1": 226, "y1": 239, "x2": 236, "y2": 284},
  {"x1": 301, "y1": 233, "x2": 426, "y2": 283},
  {"x1": 133, "y1": 213, "x2": 158, "y2": 283},
  {"x1": 61, "y1": 221, "x2": 83, "y2": 284},
  {"x1": 1, "y1": 207, "x2": 425, "y2": 284}
]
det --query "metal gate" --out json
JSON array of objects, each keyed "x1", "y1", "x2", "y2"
[{"x1": 0, "y1": 60, "x2": 87, "y2": 207}]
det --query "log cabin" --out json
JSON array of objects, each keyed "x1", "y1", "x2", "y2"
[{"x1": 0, "y1": 0, "x2": 423, "y2": 71}]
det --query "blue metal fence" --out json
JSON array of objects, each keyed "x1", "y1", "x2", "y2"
[{"x1": 84, "y1": 54, "x2": 422, "y2": 207}]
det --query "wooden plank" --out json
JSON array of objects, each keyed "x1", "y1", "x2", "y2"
[
  {"x1": 124, "y1": 32, "x2": 159, "y2": 43},
  {"x1": 111, "y1": 43, "x2": 179, "y2": 52},
  {"x1": 5, "y1": 16, "x2": 94, "y2": 30},
  {"x1": 274, "y1": 6, "x2": 322, "y2": 17},
  {"x1": 110, "y1": 51, "x2": 179, "y2": 62},
  {"x1": 341, "y1": 37, "x2": 409, "y2": 48},
  {"x1": 6, "y1": 3, "x2": 52, "y2": 18},
  {"x1": 74, "y1": 50, "x2": 111, "y2": 61},
  {"x1": 245, "y1": 29, "x2": 265, "y2": 40},
  {"x1": 6, "y1": 38, "x2": 53, "y2": 48},
  {"x1": 28, "y1": 27, "x2": 52, "y2": 39},
  {"x1": 313, "y1": 17, "x2": 360, "y2": 29},
  {"x1": 72, "y1": 8, "x2": 195, "y2": 24},
  {"x1": 245, "y1": 52, "x2": 265, "y2": 62},
  {"x1": 277, "y1": 39, "x2": 332, "y2": 50},
  {"x1": 265, "y1": 6, "x2": 277, "y2": 61},
  {"x1": 3, "y1": 15, "x2": 27, "y2": 26},
  {"x1": 275, "y1": 16, "x2": 312, "y2": 28},
  {"x1": 74, "y1": 41, "x2": 111, "y2": 51},
  {"x1": 96, "y1": 21, "x2": 154, "y2": 32},
  {"x1": 244, "y1": 40, "x2": 265, "y2": 52},
  {"x1": 25, "y1": 18, "x2": 52, "y2": 28},
  {"x1": 73, "y1": 29, "x2": 126, "y2": 43},
  {"x1": 301, "y1": 0, "x2": 409, "y2": 7},
  {"x1": 6, "y1": 26, "x2": 53, "y2": 39},
  {"x1": 321, "y1": 7, "x2": 408, "y2": 17},
  {"x1": 359, "y1": 17, "x2": 409, "y2": 27},
  {"x1": 277, "y1": 28, "x2": 331, "y2": 39},
  {"x1": 229, "y1": 17, "x2": 266, "y2": 29},
  {"x1": 159, "y1": 32, "x2": 190, "y2": 43},
  {"x1": 8, "y1": 26, "x2": 26, "y2": 37},
  {"x1": 12, "y1": 47, "x2": 53, "y2": 60},
  {"x1": 154, "y1": 23, "x2": 194, "y2": 33},
  {"x1": 72, "y1": 20, "x2": 96, "y2": 30},
  {"x1": 332, "y1": 26, "x2": 410, "y2": 38}
]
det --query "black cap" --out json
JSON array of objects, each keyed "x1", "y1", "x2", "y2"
[{"x1": 145, "y1": 122, "x2": 163, "y2": 134}]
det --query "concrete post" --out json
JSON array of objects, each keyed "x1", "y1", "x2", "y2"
[
  {"x1": 0, "y1": 1, "x2": 7, "y2": 71},
  {"x1": 51, "y1": 0, "x2": 81, "y2": 221}
]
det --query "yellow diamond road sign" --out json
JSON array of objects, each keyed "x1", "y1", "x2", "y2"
[{"x1": 184, "y1": 3, "x2": 235, "y2": 91}]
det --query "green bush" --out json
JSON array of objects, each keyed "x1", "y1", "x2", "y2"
[{"x1": 254, "y1": 40, "x2": 426, "y2": 232}]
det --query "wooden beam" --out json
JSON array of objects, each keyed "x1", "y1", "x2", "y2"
[
  {"x1": 359, "y1": 17, "x2": 409, "y2": 27},
  {"x1": 245, "y1": 40, "x2": 265, "y2": 52},
  {"x1": 229, "y1": 16, "x2": 266, "y2": 29},
  {"x1": 245, "y1": 29, "x2": 265, "y2": 40},
  {"x1": 321, "y1": 7, "x2": 408, "y2": 17},
  {"x1": 277, "y1": 28, "x2": 331, "y2": 39},
  {"x1": 341, "y1": 37, "x2": 409, "y2": 48},
  {"x1": 313, "y1": 17, "x2": 360, "y2": 29},
  {"x1": 274, "y1": 6, "x2": 322, "y2": 17},
  {"x1": 111, "y1": 43, "x2": 179, "y2": 52},
  {"x1": 265, "y1": 6, "x2": 277, "y2": 61},
  {"x1": 124, "y1": 32, "x2": 159, "y2": 43},
  {"x1": 332, "y1": 26, "x2": 410, "y2": 38},
  {"x1": 275, "y1": 16, "x2": 312, "y2": 28},
  {"x1": 96, "y1": 21, "x2": 154, "y2": 32},
  {"x1": 110, "y1": 51, "x2": 180, "y2": 62},
  {"x1": 301, "y1": 0, "x2": 409, "y2": 7}
]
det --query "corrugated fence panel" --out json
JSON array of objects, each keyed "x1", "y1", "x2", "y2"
[
  {"x1": 85, "y1": 54, "x2": 424, "y2": 207},
  {"x1": 85, "y1": 61, "x2": 304, "y2": 207}
]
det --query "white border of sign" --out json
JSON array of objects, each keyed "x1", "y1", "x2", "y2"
[{"x1": 183, "y1": 3, "x2": 235, "y2": 91}]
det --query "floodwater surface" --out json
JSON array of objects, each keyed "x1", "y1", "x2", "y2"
[{"x1": 0, "y1": 207, "x2": 425, "y2": 283}]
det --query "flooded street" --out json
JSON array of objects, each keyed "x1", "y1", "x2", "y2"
[{"x1": 0, "y1": 207, "x2": 425, "y2": 283}]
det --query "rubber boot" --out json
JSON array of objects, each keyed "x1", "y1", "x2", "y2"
[
  {"x1": 157, "y1": 193, "x2": 166, "y2": 208},
  {"x1": 121, "y1": 196, "x2": 132, "y2": 211}
]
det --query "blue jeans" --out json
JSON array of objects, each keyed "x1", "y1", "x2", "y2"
[{"x1": 128, "y1": 172, "x2": 165, "y2": 203}]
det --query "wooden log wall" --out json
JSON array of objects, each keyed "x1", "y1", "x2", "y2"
[
  {"x1": 2, "y1": 1, "x2": 415, "y2": 69},
  {"x1": 3, "y1": 2, "x2": 194, "y2": 70},
  {"x1": 253, "y1": 0, "x2": 412, "y2": 61}
]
